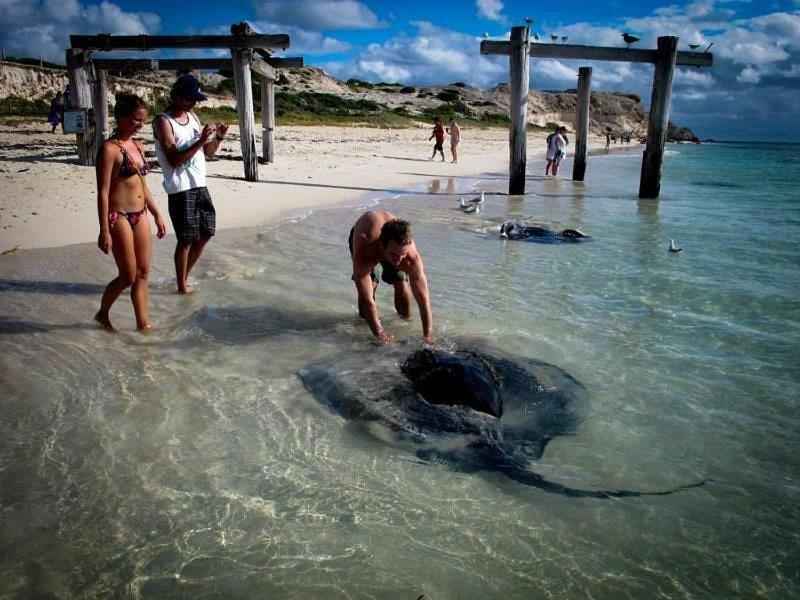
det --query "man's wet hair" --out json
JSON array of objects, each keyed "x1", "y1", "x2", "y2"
[{"x1": 379, "y1": 219, "x2": 412, "y2": 247}]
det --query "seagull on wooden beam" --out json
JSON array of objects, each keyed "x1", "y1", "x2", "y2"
[
  {"x1": 523, "y1": 18, "x2": 535, "y2": 26},
  {"x1": 622, "y1": 32, "x2": 640, "y2": 48},
  {"x1": 551, "y1": 34, "x2": 559, "y2": 44},
  {"x1": 688, "y1": 43, "x2": 700, "y2": 50},
  {"x1": 482, "y1": 32, "x2": 489, "y2": 38},
  {"x1": 561, "y1": 36, "x2": 568, "y2": 44},
  {"x1": 533, "y1": 32, "x2": 541, "y2": 42}
]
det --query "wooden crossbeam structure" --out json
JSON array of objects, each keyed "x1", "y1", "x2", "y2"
[
  {"x1": 70, "y1": 33, "x2": 290, "y2": 51},
  {"x1": 481, "y1": 41, "x2": 713, "y2": 67},
  {"x1": 66, "y1": 22, "x2": 303, "y2": 181},
  {"x1": 481, "y1": 30, "x2": 714, "y2": 198},
  {"x1": 90, "y1": 57, "x2": 303, "y2": 71}
]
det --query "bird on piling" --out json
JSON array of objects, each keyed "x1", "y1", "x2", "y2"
[
  {"x1": 622, "y1": 32, "x2": 640, "y2": 48},
  {"x1": 688, "y1": 43, "x2": 700, "y2": 50},
  {"x1": 482, "y1": 32, "x2": 489, "y2": 39},
  {"x1": 523, "y1": 17, "x2": 535, "y2": 26},
  {"x1": 668, "y1": 239, "x2": 682, "y2": 253},
  {"x1": 704, "y1": 42, "x2": 714, "y2": 53},
  {"x1": 562, "y1": 36, "x2": 568, "y2": 44},
  {"x1": 533, "y1": 32, "x2": 541, "y2": 42},
  {"x1": 551, "y1": 34, "x2": 559, "y2": 43}
]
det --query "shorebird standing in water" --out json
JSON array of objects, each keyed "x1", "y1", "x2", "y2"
[
  {"x1": 622, "y1": 32, "x2": 640, "y2": 48},
  {"x1": 459, "y1": 191, "x2": 485, "y2": 209},
  {"x1": 668, "y1": 239, "x2": 683, "y2": 253}
]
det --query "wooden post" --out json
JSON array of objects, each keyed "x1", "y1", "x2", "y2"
[
  {"x1": 231, "y1": 47, "x2": 259, "y2": 181},
  {"x1": 639, "y1": 36, "x2": 678, "y2": 198},
  {"x1": 508, "y1": 26, "x2": 530, "y2": 195},
  {"x1": 572, "y1": 66, "x2": 592, "y2": 181},
  {"x1": 66, "y1": 48, "x2": 94, "y2": 165},
  {"x1": 91, "y1": 68, "x2": 109, "y2": 162},
  {"x1": 261, "y1": 76, "x2": 275, "y2": 163}
]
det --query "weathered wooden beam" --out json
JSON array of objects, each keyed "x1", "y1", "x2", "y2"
[
  {"x1": 231, "y1": 47, "x2": 259, "y2": 181},
  {"x1": 251, "y1": 55, "x2": 276, "y2": 80},
  {"x1": 508, "y1": 26, "x2": 530, "y2": 195},
  {"x1": 572, "y1": 67, "x2": 592, "y2": 182},
  {"x1": 261, "y1": 77, "x2": 275, "y2": 163},
  {"x1": 639, "y1": 37, "x2": 678, "y2": 199},
  {"x1": 91, "y1": 68, "x2": 109, "y2": 161},
  {"x1": 66, "y1": 48, "x2": 95, "y2": 165},
  {"x1": 92, "y1": 58, "x2": 227, "y2": 71},
  {"x1": 90, "y1": 57, "x2": 304, "y2": 72},
  {"x1": 266, "y1": 57, "x2": 304, "y2": 69},
  {"x1": 480, "y1": 40, "x2": 712, "y2": 67},
  {"x1": 70, "y1": 33, "x2": 290, "y2": 51}
]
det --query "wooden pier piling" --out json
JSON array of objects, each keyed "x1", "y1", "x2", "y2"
[
  {"x1": 508, "y1": 26, "x2": 530, "y2": 195},
  {"x1": 572, "y1": 67, "x2": 592, "y2": 182}
]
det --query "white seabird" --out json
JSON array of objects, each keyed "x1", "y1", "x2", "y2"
[{"x1": 668, "y1": 239, "x2": 682, "y2": 252}]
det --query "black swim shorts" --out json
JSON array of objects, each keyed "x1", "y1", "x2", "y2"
[
  {"x1": 168, "y1": 186, "x2": 216, "y2": 245},
  {"x1": 433, "y1": 141, "x2": 444, "y2": 152},
  {"x1": 348, "y1": 227, "x2": 408, "y2": 285}
]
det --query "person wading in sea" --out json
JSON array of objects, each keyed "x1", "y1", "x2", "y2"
[{"x1": 349, "y1": 211, "x2": 434, "y2": 343}]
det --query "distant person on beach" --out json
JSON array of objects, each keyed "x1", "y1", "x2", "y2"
[
  {"x1": 47, "y1": 92, "x2": 63, "y2": 134},
  {"x1": 446, "y1": 118, "x2": 460, "y2": 163},
  {"x1": 95, "y1": 93, "x2": 168, "y2": 331},
  {"x1": 153, "y1": 74, "x2": 228, "y2": 294},
  {"x1": 606, "y1": 131, "x2": 611, "y2": 148},
  {"x1": 545, "y1": 126, "x2": 569, "y2": 176},
  {"x1": 429, "y1": 117, "x2": 445, "y2": 161},
  {"x1": 349, "y1": 211, "x2": 434, "y2": 343}
]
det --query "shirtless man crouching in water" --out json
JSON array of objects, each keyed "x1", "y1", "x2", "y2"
[{"x1": 349, "y1": 212, "x2": 434, "y2": 343}]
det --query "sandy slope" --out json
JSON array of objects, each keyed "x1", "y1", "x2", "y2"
[{"x1": 0, "y1": 120, "x2": 610, "y2": 251}]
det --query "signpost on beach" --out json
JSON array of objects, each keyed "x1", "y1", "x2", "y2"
[
  {"x1": 65, "y1": 24, "x2": 304, "y2": 181},
  {"x1": 480, "y1": 31, "x2": 714, "y2": 198}
]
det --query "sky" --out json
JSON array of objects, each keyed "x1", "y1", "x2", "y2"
[{"x1": 1, "y1": 0, "x2": 799, "y2": 141}]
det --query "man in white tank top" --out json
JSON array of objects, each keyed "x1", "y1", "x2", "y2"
[{"x1": 153, "y1": 74, "x2": 228, "y2": 293}]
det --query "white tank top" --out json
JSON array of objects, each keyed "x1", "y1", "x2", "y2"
[{"x1": 154, "y1": 111, "x2": 206, "y2": 194}]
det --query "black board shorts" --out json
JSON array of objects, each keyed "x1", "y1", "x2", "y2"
[
  {"x1": 348, "y1": 227, "x2": 408, "y2": 285},
  {"x1": 168, "y1": 186, "x2": 216, "y2": 245}
]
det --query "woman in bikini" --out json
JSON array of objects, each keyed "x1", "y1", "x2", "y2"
[{"x1": 95, "y1": 92, "x2": 167, "y2": 331}]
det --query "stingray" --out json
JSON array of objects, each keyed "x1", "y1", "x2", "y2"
[
  {"x1": 298, "y1": 342, "x2": 705, "y2": 498},
  {"x1": 500, "y1": 219, "x2": 589, "y2": 242}
]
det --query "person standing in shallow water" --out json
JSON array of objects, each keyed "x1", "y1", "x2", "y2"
[
  {"x1": 95, "y1": 93, "x2": 167, "y2": 331},
  {"x1": 349, "y1": 212, "x2": 434, "y2": 343},
  {"x1": 153, "y1": 74, "x2": 228, "y2": 293}
]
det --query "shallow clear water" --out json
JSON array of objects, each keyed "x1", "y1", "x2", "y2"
[{"x1": 1, "y1": 143, "x2": 799, "y2": 598}]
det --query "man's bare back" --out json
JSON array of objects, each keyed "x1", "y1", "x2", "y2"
[{"x1": 350, "y1": 211, "x2": 433, "y2": 343}]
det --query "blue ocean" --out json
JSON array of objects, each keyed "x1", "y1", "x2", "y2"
[{"x1": 1, "y1": 141, "x2": 798, "y2": 598}]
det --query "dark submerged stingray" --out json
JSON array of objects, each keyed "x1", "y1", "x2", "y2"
[
  {"x1": 298, "y1": 343, "x2": 705, "y2": 498},
  {"x1": 500, "y1": 219, "x2": 589, "y2": 242}
]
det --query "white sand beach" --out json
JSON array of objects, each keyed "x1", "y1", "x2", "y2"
[{"x1": 0, "y1": 120, "x2": 613, "y2": 251}]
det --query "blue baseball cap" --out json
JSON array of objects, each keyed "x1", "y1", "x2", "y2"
[{"x1": 172, "y1": 74, "x2": 207, "y2": 101}]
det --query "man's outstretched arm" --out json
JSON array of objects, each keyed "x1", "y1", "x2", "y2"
[
  {"x1": 354, "y1": 272, "x2": 395, "y2": 342},
  {"x1": 409, "y1": 265, "x2": 434, "y2": 343}
]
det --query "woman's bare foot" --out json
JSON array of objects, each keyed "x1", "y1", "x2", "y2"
[{"x1": 95, "y1": 311, "x2": 115, "y2": 331}]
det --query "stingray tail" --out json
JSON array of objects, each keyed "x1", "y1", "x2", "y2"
[{"x1": 417, "y1": 445, "x2": 708, "y2": 499}]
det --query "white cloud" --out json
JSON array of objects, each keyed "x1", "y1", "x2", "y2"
[
  {"x1": 252, "y1": 0, "x2": 387, "y2": 31},
  {"x1": 0, "y1": 0, "x2": 161, "y2": 63},
  {"x1": 737, "y1": 65, "x2": 761, "y2": 83},
  {"x1": 335, "y1": 21, "x2": 507, "y2": 86},
  {"x1": 476, "y1": 0, "x2": 506, "y2": 24}
]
